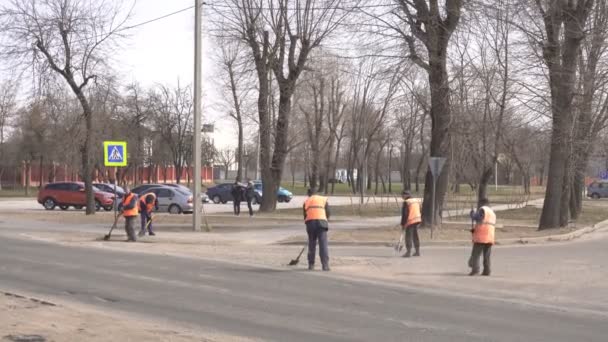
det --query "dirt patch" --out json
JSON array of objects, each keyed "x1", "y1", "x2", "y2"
[
  {"x1": 270, "y1": 196, "x2": 543, "y2": 218},
  {"x1": 451, "y1": 201, "x2": 608, "y2": 227},
  {"x1": 276, "y1": 222, "x2": 577, "y2": 245},
  {"x1": 0, "y1": 292, "x2": 256, "y2": 342}
]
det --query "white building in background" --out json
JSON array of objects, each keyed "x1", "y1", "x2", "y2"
[{"x1": 335, "y1": 169, "x2": 356, "y2": 183}]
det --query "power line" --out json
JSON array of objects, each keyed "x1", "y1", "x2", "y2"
[
  {"x1": 122, "y1": 6, "x2": 196, "y2": 31},
  {"x1": 204, "y1": 1, "x2": 396, "y2": 11}
]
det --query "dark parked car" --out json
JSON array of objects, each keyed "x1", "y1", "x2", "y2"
[
  {"x1": 37, "y1": 182, "x2": 115, "y2": 211},
  {"x1": 206, "y1": 182, "x2": 293, "y2": 204},
  {"x1": 206, "y1": 183, "x2": 235, "y2": 204}
]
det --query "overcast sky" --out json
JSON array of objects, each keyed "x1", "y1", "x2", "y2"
[
  {"x1": 0, "y1": 0, "x2": 235, "y2": 149},
  {"x1": 117, "y1": 0, "x2": 233, "y2": 148}
]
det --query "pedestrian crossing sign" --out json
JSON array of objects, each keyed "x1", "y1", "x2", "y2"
[{"x1": 103, "y1": 141, "x2": 127, "y2": 167}]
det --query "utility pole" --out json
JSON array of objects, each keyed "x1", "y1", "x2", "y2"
[{"x1": 192, "y1": 0, "x2": 203, "y2": 232}]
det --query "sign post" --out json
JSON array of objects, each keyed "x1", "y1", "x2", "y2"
[
  {"x1": 104, "y1": 141, "x2": 127, "y2": 219},
  {"x1": 428, "y1": 157, "x2": 446, "y2": 239}
]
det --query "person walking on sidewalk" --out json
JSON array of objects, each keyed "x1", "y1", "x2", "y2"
[
  {"x1": 245, "y1": 181, "x2": 255, "y2": 217},
  {"x1": 400, "y1": 190, "x2": 422, "y2": 258},
  {"x1": 231, "y1": 181, "x2": 243, "y2": 216},
  {"x1": 138, "y1": 192, "x2": 158, "y2": 237},
  {"x1": 121, "y1": 186, "x2": 139, "y2": 242},
  {"x1": 303, "y1": 188, "x2": 331, "y2": 271},
  {"x1": 468, "y1": 198, "x2": 496, "y2": 276}
]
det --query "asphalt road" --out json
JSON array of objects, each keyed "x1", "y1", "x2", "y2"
[{"x1": 1, "y1": 237, "x2": 606, "y2": 341}]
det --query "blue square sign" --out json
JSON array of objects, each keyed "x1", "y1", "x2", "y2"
[{"x1": 103, "y1": 141, "x2": 127, "y2": 167}]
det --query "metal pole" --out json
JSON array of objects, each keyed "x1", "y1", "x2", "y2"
[
  {"x1": 192, "y1": 0, "x2": 203, "y2": 232},
  {"x1": 431, "y1": 175, "x2": 436, "y2": 239}
]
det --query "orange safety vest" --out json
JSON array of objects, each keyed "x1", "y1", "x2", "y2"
[
  {"x1": 122, "y1": 193, "x2": 139, "y2": 217},
  {"x1": 304, "y1": 195, "x2": 328, "y2": 222},
  {"x1": 140, "y1": 193, "x2": 157, "y2": 213},
  {"x1": 405, "y1": 198, "x2": 422, "y2": 226},
  {"x1": 473, "y1": 206, "x2": 496, "y2": 244}
]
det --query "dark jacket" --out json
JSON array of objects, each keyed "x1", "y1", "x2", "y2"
[
  {"x1": 245, "y1": 185, "x2": 256, "y2": 201},
  {"x1": 400, "y1": 201, "x2": 410, "y2": 226},
  {"x1": 231, "y1": 185, "x2": 243, "y2": 202}
]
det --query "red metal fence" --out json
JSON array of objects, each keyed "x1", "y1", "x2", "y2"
[{"x1": 0, "y1": 162, "x2": 214, "y2": 188}]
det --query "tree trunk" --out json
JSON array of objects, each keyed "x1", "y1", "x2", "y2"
[
  {"x1": 82, "y1": 103, "x2": 95, "y2": 215},
  {"x1": 569, "y1": 171, "x2": 584, "y2": 220},
  {"x1": 25, "y1": 161, "x2": 30, "y2": 196},
  {"x1": 477, "y1": 166, "x2": 493, "y2": 207},
  {"x1": 421, "y1": 63, "x2": 451, "y2": 226},
  {"x1": 38, "y1": 155, "x2": 44, "y2": 189},
  {"x1": 540, "y1": 114, "x2": 572, "y2": 229},
  {"x1": 262, "y1": 89, "x2": 293, "y2": 211},
  {"x1": 538, "y1": 1, "x2": 593, "y2": 229},
  {"x1": 540, "y1": 86, "x2": 577, "y2": 229},
  {"x1": 388, "y1": 146, "x2": 393, "y2": 193}
]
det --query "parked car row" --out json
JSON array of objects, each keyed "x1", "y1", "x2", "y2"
[
  {"x1": 37, "y1": 181, "x2": 294, "y2": 212},
  {"x1": 37, "y1": 182, "x2": 115, "y2": 211},
  {"x1": 205, "y1": 182, "x2": 293, "y2": 204},
  {"x1": 38, "y1": 182, "x2": 212, "y2": 214}
]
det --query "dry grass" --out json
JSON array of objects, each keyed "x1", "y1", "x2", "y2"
[{"x1": 280, "y1": 200, "x2": 608, "y2": 244}]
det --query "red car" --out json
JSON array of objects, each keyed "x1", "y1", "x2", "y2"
[{"x1": 37, "y1": 182, "x2": 115, "y2": 211}]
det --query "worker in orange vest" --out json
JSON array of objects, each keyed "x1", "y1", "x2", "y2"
[
  {"x1": 468, "y1": 198, "x2": 496, "y2": 276},
  {"x1": 303, "y1": 188, "x2": 331, "y2": 271},
  {"x1": 120, "y1": 186, "x2": 139, "y2": 242},
  {"x1": 400, "y1": 190, "x2": 422, "y2": 257},
  {"x1": 138, "y1": 192, "x2": 158, "y2": 237}
]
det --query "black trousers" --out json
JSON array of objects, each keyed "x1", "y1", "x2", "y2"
[
  {"x1": 233, "y1": 200, "x2": 241, "y2": 215},
  {"x1": 306, "y1": 220, "x2": 329, "y2": 267},
  {"x1": 246, "y1": 199, "x2": 253, "y2": 216},
  {"x1": 405, "y1": 223, "x2": 420, "y2": 252},
  {"x1": 469, "y1": 243, "x2": 492, "y2": 273}
]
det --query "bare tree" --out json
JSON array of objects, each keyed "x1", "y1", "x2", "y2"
[
  {"x1": 569, "y1": 1, "x2": 608, "y2": 219},
  {"x1": 150, "y1": 84, "x2": 194, "y2": 184},
  {"x1": 0, "y1": 78, "x2": 17, "y2": 190},
  {"x1": 215, "y1": 37, "x2": 255, "y2": 182},
  {"x1": 520, "y1": 0, "x2": 595, "y2": 229},
  {"x1": 0, "y1": 0, "x2": 132, "y2": 214},
  {"x1": 123, "y1": 83, "x2": 151, "y2": 185},
  {"x1": 299, "y1": 69, "x2": 329, "y2": 190},
  {"x1": 211, "y1": 0, "x2": 354, "y2": 211},
  {"x1": 217, "y1": 149, "x2": 236, "y2": 180},
  {"x1": 364, "y1": 0, "x2": 466, "y2": 224}
]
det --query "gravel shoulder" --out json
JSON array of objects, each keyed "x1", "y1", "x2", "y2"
[{"x1": 0, "y1": 290, "x2": 257, "y2": 342}]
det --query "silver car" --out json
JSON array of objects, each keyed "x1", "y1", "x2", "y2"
[{"x1": 144, "y1": 186, "x2": 193, "y2": 214}]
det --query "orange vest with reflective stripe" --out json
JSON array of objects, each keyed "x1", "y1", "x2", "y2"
[
  {"x1": 473, "y1": 206, "x2": 496, "y2": 244},
  {"x1": 122, "y1": 193, "x2": 139, "y2": 217},
  {"x1": 304, "y1": 195, "x2": 328, "y2": 222},
  {"x1": 405, "y1": 198, "x2": 422, "y2": 226},
  {"x1": 140, "y1": 193, "x2": 156, "y2": 213}
]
